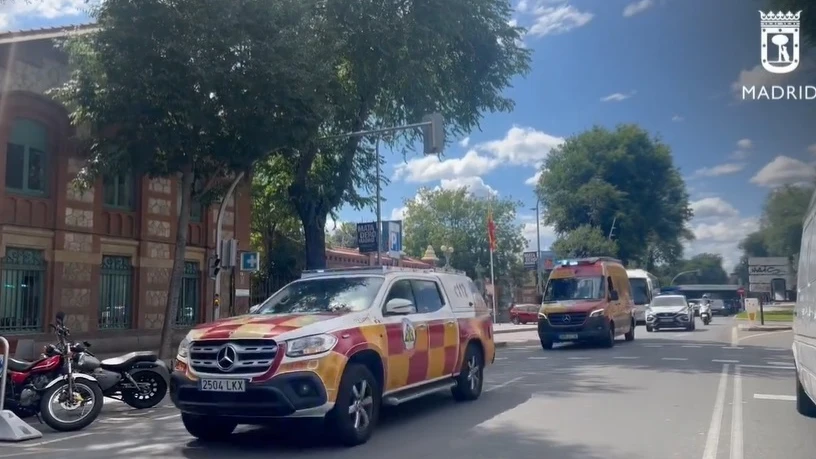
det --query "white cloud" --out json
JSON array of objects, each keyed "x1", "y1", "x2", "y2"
[
  {"x1": 690, "y1": 197, "x2": 738, "y2": 219},
  {"x1": 750, "y1": 156, "x2": 816, "y2": 188},
  {"x1": 685, "y1": 197, "x2": 759, "y2": 271},
  {"x1": 730, "y1": 139, "x2": 752, "y2": 160},
  {"x1": 600, "y1": 91, "x2": 636, "y2": 102},
  {"x1": 438, "y1": 176, "x2": 497, "y2": 197},
  {"x1": 459, "y1": 137, "x2": 470, "y2": 148},
  {"x1": 390, "y1": 206, "x2": 407, "y2": 221},
  {"x1": 736, "y1": 139, "x2": 752, "y2": 149},
  {"x1": 392, "y1": 149, "x2": 499, "y2": 183},
  {"x1": 478, "y1": 126, "x2": 564, "y2": 166},
  {"x1": 672, "y1": 115, "x2": 684, "y2": 122},
  {"x1": 520, "y1": 215, "x2": 557, "y2": 251},
  {"x1": 0, "y1": 0, "x2": 89, "y2": 30},
  {"x1": 729, "y1": 150, "x2": 748, "y2": 160},
  {"x1": 526, "y1": 3, "x2": 593, "y2": 37},
  {"x1": 622, "y1": 0, "x2": 653, "y2": 17},
  {"x1": 693, "y1": 162, "x2": 746, "y2": 177},
  {"x1": 524, "y1": 170, "x2": 542, "y2": 186}
]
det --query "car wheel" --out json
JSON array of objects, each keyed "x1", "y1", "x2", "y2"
[
  {"x1": 645, "y1": 324, "x2": 653, "y2": 332},
  {"x1": 601, "y1": 323, "x2": 615, "y2": 348},
  {"x1": 511, "y1": 316, "x2": 520, "y2": 325},
  {"x1": 452, "y1": 344, "x2": 484, "y2": 402},
  {"x1": 796, "y1": 371, "x2": 816, "y2": 417},
  {"x1": 328, "y1": 363, "x2": 381, "y2": 446},
  {"x1": 624, "y1": 318, "x2": 635, "y2": 341}
]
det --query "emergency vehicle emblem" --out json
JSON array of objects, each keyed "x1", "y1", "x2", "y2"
[{"x1": 401, "y1": 318, "x2": 416, "y2": 350}]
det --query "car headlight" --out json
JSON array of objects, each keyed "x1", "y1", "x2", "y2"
[
  {"x1": 589, "y1": 309, "x2": 605, "y2": 318},
  {"x1": 645, "y1": 307, "x2": 653, "y2": 315},
  {"x1": 538, "y1": 311, "x2": 547, "y2": 318},
  {"x1": 177, "y1": 337, "x2": 190, "y2": 361},
  {"x1": 286, "y1": 334, "x2": 338, "y2": 358}
]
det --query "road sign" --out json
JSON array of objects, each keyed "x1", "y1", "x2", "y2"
[
  {"x1": 737, "y1": 287, "x2": 745, "y2": 296},
  {"x1": 357, "y1": 222, "x2": 378, "y2": 253},
  {"x1": 523, "y1": 251, "x2": 538, "y2": 270},
  {"x1": 239, "y1": 252, "x2": 260, "y2": 272},
  {"x1": 386, "y1": 221, "x2": 402, "y2": 258}
]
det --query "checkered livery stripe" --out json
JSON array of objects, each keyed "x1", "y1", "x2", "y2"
[{"x1": 182, "y1": 313, "x2": 494, "y2": 403}]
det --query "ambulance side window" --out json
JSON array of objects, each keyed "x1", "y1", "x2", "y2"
[
  {"x1": 384, "y1": 280, "x2": 416, "y2": 311},
  {"x1": 411, "y1": 280, "x2": 445, "y2": 314}
]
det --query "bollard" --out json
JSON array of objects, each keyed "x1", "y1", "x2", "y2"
[{"x1": 0, "y1": 336, "x2": 42, "y2": 442}]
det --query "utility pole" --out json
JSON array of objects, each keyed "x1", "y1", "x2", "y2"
[{"x1": 535, "y1": 199, "x2": 542, "y2": 293}]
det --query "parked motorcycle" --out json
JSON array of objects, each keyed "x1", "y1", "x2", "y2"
[
  {"x1": 70, "y1": 343, "x2": 168, "y2": 409},
  {"x1": 3, "y1": 311, "x2": 104, "y2": 432}
]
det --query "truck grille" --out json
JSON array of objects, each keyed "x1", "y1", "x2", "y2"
[
  {"x1": 547, "y1": 312, "x2": 588, "y2": 326},
  {"x1": 189, "y1": 339, "x2": 279, "y2": 376}
]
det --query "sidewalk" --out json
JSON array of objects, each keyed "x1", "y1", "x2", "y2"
[{"x1": 737, "y1": 323, "x2": 792, "y2": 331}]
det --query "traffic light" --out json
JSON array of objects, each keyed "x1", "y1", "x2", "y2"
[
  {"x1": 208, "y1": 255, "x2": 221, "y2": 279},
  {"x1": 421, "y1": 113, "x2": 444, "y2": 155}
]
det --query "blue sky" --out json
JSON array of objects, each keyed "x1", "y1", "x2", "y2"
[{"x1": 5, "y1": 0, "x2": 815, "y2": 269}]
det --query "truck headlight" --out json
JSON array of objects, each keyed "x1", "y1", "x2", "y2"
[
  {"x1": 286, "y1": 334, "x2": 338, "y2": 358},
  {"x1": 177, "y1": 337, "x2": 190, "y2": 361},
  {"x1": 589, "y1": 309, "x2": 605, "y2": 317}
]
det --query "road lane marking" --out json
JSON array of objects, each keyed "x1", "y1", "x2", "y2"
[
  {"x1": 702, "y1": 364, "x2": 730, "y2": 459},
  {"x1": 682, "y1": 345, "x2": 702, "y2": 348},
  {"x1": 738, "y1": 364, "x2": 795, "y2": 370},
  {"x1": 731, "y1": 365, "x2": 743, "y2": 459},
  {"x1": 662, "y1": 357, "x2": 688, "y2": 361},
  {"x1": 1, "y1": 432, "x2": 96, "y2": 449},
  {"x1": 528, "y1": 356, "x2": 548, "y2": 360},
  {"x1": 722, "y1": 346, "x2": 744, "y2": 350},
  {"x1": 765, "y1": 361, "x2": 792, "y2": 366},
  {"x1": 613, "y1": 356, "x2": 639, "y2": 359},
  {"x1": 731, "y1": 327, "x2": 739, "y2": 346},
  {"x1": 495, "y1": 357, "x2": 508, "y2": 360},
  {"x1": 736, "y1": 329, "x2": 792, "y2": 343},
  {"x1": 567, "y1": 356, "x2": 591, "y2": 360},
  {"x1": 644, "y1": 345, "x2": 663, "y2": 348},
  {"x1": 753, "y1": 394, "x2": 796, "y2": 401},
  {"x1": 713, "y1": 359, "x2": 740, "y2": 363},
  {"x1": 485, "y1": 376, "x2": 524, "y2": 392},
  {"x1": 154, "y1": 414, "x2": 181, "y2": 421}
]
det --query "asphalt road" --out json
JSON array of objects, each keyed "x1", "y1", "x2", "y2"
[{"x1": 2, "y1": 318, "x2": 812, "y2": 459}]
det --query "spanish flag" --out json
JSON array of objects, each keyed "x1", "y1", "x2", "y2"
[{"x1": 487, "y1": 203, "x2": 497, "y2": 252}]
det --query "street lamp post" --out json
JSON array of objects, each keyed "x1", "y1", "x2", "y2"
[
  {"x1": 670, "y1": 269, "x2": 701, "y2": 285},
  {"x1": 530, "y1": 199, "x2": 542, "y2": 293},
  {"x1": 440, "y1": 245, "x2": 454, "y2": 268}
]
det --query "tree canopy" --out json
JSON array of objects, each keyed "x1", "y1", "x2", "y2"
[
  {"x1": 53, "y1": 0, "x2": 333, "y2": 358},
  {"x1": 551, "y1": 225, "x2": 618, "y2": 259},
  {"x1": 536, "y1": 125, "x2": 693, "y2": 267},
  {"x1": 401, "y1": 188, "x2": 526, "y2": 281},
  {"x1": 268, "y1": 0, "x2": 531, "y2": 269},
  {"x1": 326, "y1": 222, "x2": 359, "y2": 249}
]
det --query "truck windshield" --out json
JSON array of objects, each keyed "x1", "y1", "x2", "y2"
[
  {"x1": 543, "y1": 277, "x2": 604, "y2": 301},
  {"x1": 256, "y1": 276, "x2": 384, "y2": 314},
  {"x1": 630, "y1": 278, "x2": 650, "y2": 305}
]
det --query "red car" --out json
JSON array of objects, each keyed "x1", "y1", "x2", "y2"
[{"x1": 509, "y1": 303, "x2": 539, "y2": 324}]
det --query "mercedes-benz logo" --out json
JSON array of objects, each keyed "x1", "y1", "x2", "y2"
[
  {"x1": 562, "y1": 314, "x2": 571, "y2": 323},
  {"x1": 216, "y1": 344, "x2": 238, "y2": 371}
]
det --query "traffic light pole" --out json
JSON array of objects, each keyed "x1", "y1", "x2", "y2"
[{"x1": 213, "y1": 171, "x2": 245, "y2": 320}]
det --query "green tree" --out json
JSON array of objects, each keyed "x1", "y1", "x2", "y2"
[
  {"x1": 402, "y1": 188, "x2": 526, "y2": 281},
  {"x1": 326, "y1": 222, "x2": 359, "y2": 249},
  {"x1": 551, "y1": 225, "x2": 619, "y2": 259},
  {"x1": 279, "y1": 0, "x2": 530, "y2": 269},
  {"x1": 53, "y1": 0, "x2": 332, "y2": 358},
  {"x1": 536, "y1": 125, "x2": 693, "y2": 266},
  {"x1": 676, "y1": 253, "x2": 730, "y2": 284}
]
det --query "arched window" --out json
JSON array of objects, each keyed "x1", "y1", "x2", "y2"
[{"x1": 5, "y1": 118, "x2": 48, "y2": 194}]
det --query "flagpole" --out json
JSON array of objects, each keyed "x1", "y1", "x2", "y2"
[
  {"x1": 487, "y1": 197, "x2": 498, "y2": 320},
  {"x1": 489, "y1": 243, "x2": 497, "y2": 320}
]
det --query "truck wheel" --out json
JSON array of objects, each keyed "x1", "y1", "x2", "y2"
[
  {"x1": 624, "y1": 319, "x2": 635, "y2": 341},
  {"x1": 328, "y1": 363, "x2": 380, "y2": 446},
  {"x1": 453, "y1": 344, "x2": 484, "y2": 401},
  {"x1": 181, "y1": 413, "x2": 236, "y2": 441},
  {"x1": 540, "y1": 338, "x2": 554, "y2": 350},
  {"x1": 796, "y1": 371, "x2": 816, "y2": 417}
]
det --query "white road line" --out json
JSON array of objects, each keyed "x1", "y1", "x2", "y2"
[
  {"x1": 154, "y1": 413, "x2": 181, "y2": 421},
  {"x1": 567, "y1": 356, "x2": 591, "y2": 360},
  {"x1": 766, "y1": 361, "x2": 792, "y2": 366},
  {"x1": 527, "y1": 356, "x2": 548, "y2": 360},
  {"x1": 731, "y1": 365, "x2": 743, "y2": 459},
  {"x1": 485, "y1": 376, "x2": 523, "y2": 392},
  {"x1": 722, "y1": 347, "x2": 744, "y2": 350},
  {"x1": 753, "y1": 394, "x2": 796, "y2": 401},
  {"x1": 682, "y1": 345, "x2": 702, "y2": 348},
  {"x1": 6, "y1": 432, "x2": 95, "y2": 448},
  {"x1": 737, "y1": 329, "x2": 792, "y2": 343},
  {"x1": 713, "y1": 359, "x2": 740, "y2": 363},
  {"x1": 662, "y1": 357, "x2": 688, "y2": 361},
  {"x1": 738, "y1": 364, "x2": 795, "y2": 370},
  {"x1": 702, "y1": 364, "x2": 730, "y2": 459},
  {"x1": 731, "y1": 327, "x2": 739, "y2": 346},
  {"x1": 613, "y1": 356, "x2": 639, "y2": 359},
  {"x1": 495, "y1": 357, "x2": 508, "y2": 360},
  {"x1": 644, "y1": 345, "x2": 663, "y2": 348}
]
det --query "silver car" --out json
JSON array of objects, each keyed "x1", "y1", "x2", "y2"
[{"x1": 645, "y1": 295, "x2": 696, "y2": 332}]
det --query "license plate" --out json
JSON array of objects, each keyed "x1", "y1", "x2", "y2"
[
  {"x1": 659, "y1": 318, "x2": 674, "y2": 322},
  {"x1": 559, "y1": 334, "x2": 579, "y2": 340},
  {"x1": 199, "y1": 378, "x2": 246, "y2": 392}
]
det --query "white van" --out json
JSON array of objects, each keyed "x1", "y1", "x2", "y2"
[
  {"x1": 794, "y1": 189, "x2": 816, "y2": 416},
  {"x1": 627, "y1": 269, "x2": 660, "y2": 325}
]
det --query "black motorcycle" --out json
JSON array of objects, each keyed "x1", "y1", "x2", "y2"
[{"x1": 47, "y1": 342, "x2": 169, "y2": 409}]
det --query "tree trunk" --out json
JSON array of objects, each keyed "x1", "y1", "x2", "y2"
[
  {"x1": 158, "y1": 168, "x2": 194, "y2": 360},
  {"x1": 302, "y1": 213, "x2": 327, "y2": 269}
]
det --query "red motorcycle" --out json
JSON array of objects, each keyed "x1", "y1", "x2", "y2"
[{"x1": 2, "y1": 311, "x2": 104, "y2": 432}]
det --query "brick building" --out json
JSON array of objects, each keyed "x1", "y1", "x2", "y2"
[
  {"x1": 325, "y1": 246, "x2": 432, "y2": 269},
  {"x1": 0, "y1": 25, "x2": 252, "y2": 357}
]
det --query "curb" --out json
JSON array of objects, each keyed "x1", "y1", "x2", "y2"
[
  {"x1": 496, "y1": 341, "x2": 508, "y2": 348},
  {"x1": 738, "y1": 324, "x2": 792, "y2": 331},
  {"x1": 494, "y1": 326, "x2": 537, "y2": 335}
]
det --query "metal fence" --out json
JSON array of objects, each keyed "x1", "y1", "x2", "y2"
[
  {"x1": 176, "y1": 261, "x2": 201, "y2": 327},
  {"x1": 99, "y1": 255, "x2": 133, "y2": 329},
  {"x1": 249, "y1": 271, "x2": 299, "y2": 307},
  {"x1": 0, "y1": 248, "x2": 45, "y2": 333}
]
